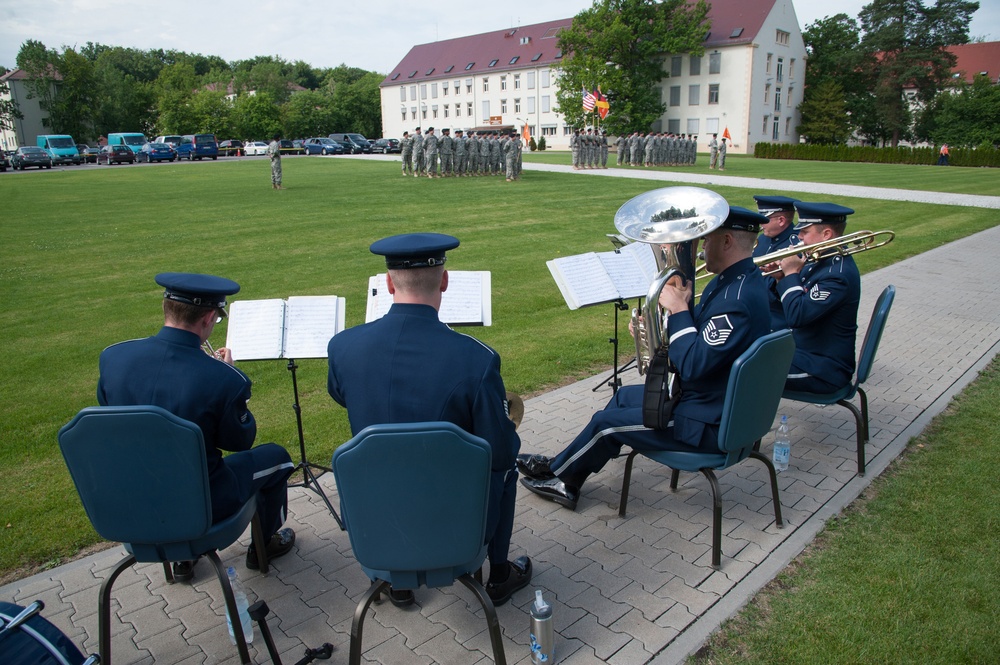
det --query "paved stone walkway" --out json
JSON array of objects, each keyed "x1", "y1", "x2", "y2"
[{"x1": 4, "y1": 170, "x2": 999, "y2": 664}]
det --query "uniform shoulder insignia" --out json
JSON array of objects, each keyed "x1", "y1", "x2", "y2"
[
  {"x1": 702, "y1": 314, "x2": 734, "y2": 346},
  {"x1": 809, "y1": 284, "x2": 831, "y2": 301}
]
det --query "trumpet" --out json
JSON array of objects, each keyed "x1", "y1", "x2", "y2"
[
  {"x1": 754, "y1": 230, "x2": 895, "y2": 277},
  {"x1": 202, "y1": 339, "x2": 224, "y2": 360}
]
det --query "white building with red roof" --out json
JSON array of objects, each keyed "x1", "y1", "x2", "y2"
[
  {"x1": 379, "y1": 0, "x2": 808, "y2": 154},
  {"x1": 1, "y1": 67, "x2": 60, "y2": 151}
]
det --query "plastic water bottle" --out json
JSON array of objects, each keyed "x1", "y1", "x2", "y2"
[
  {"x1": 773, "y1": 415, "x2": 791, "y2": 472},
  {"x1": 529, "y1": 589, "x2": 555, "y2": 664},
  {"x1": 225, "y1": 566, "x2": 254, "y2": 645}
]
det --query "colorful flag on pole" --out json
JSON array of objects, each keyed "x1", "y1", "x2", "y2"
[
  {"x1": 582, "y1": 86, "x2": 596, "y2": 112},
  {"x1": 595, "y1": 87, "x2": 610, "y2": 119},
  {"x1": 722, "y1": 127, "x2": 732, "y2": 140},
  {"x1": 522, "y1": 123, "x2": 531, "y2": 144}
]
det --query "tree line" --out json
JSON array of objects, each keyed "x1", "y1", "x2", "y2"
[
  {"x1": 798, "y1": 0, "x2": 991, "y2": 148},
  {"x1": 6, "y1": 40, "x2": 384, "y2": 143}
]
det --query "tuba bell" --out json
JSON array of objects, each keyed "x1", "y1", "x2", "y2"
[{"x1": 614, "y1": 186, "x2": 730, "y2": 428}]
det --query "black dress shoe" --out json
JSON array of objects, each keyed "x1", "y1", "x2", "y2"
[
  {"x1": 516, "y1": 454, "x2": 554, "y2": 480},
  {"x1": 485, "y1": 556, "x2": 532, "y2": 606},
  {"x1": 246, "y1": 528, "x2": 296, "y2": 570},
  {"x1": 520, "y1": 476, "x2": 579, "y2": 510}
]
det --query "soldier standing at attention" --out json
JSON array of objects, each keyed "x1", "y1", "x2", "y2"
[
  {"x1": 454, "y1": 129, "x2": 467, "y2": 177},
  {"x1": 400, "y1": 131, "x2": 412, "y2": 176},
  {"x1": 600, "y1": 130, "x2": 609, "y2": 168},
  {"x1": 718, "y1": 137, "x2": 728, "y2": 170},
  {"x1": 479, "y1": 132, "x2": 491, "y2": 175},
  {"x1": 411, "y1": 127, "x2": 424, "y2": 177},
  {"x1": 440, "y1": 128, "x2": 454, "y2": 177},
  {"x1": 467, "y1": 132, "x2": 479, "y2": 176},
  {"x1": 615, "y1": 134, "x2": 626, "y2": 166},
  {"x1": 708, "y1": 134, "x2": 719, "y2": 169},
  {"x1": 266, "y1": 133, "x2": 282, "y2": 189},
  {"x1": 488, "y1": 133, "x2": 500, "y2": 175},
  {"x1": 570, "y1": 129, "x2": 581, "y2": 169},
  {"x1": 503, "y1": 131, "x2": 517, "y2": 182},
  {"x1": 424, "y1": 127, "x2": 439, "y2": 178}
]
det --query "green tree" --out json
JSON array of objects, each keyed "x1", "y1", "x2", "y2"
[
  {"x1": 15, "y1": 40, "x2": 60, "y2": 127},
  {"x1": 154, "y1": 62, "x2": 199, "y2": 133},
  {"x1": 917, "y1": 75, "x2": 1000, "y2": 147},
  {"x1": 282, "y1": 90, "x2": 335, "y2": 138},
  {"x1": 554, "y1": 0, "x2": 710, "y2": 134},
  {"x1": 231, "y1": 92, "x2": 281, "y2": 140},
  {"x1": 0, "y1": 78, "x2": 24, "y2": 133},
  {"x1": 190, "y1": 89, "x2": 233, "y2": 137},
  {"x1": 92, "y1": 49, "x2": 159, "y2": 137},
  {"x1": 329, "y1": 71, "x2": 382, "y2": 137},
  {"x1": 858, "y1": 0, "x2": 979, "y2": 146},
  {"x1": 797, "y1": 80, "x2": 853, "y2": 144}
]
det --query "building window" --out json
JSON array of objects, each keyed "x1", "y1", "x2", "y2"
[
  {"x1": 489, "y1": 58, "x2": 499, "y2": 67},
  {"x1": 443, "y1": 85, "x2": 448, "y2": 96},
  {"x1": 482, "y1": 100, "x2": 490, "y2": 120},
  {"x1": 410, "y1": 85, "x2": 417, "y2": 100},
  {"x1": 788, "y1": 87, "x2": 794, "y2": 106},
  {"x1": 709, "y1": 52, "x2": 721, "y2": 75},
  {"x1": 687, "y1": 118, "x2": 700, "y2": 135},
  {"x1": 542, "y1": 95, "x2": 551, "y2": 113},
  {"x1": 689, "y1": 55, "x2": 701, "y2": 76},
  {"x1": 775, "y1": 88, "x2": 782, "y2": 112},
  {"x1": 670, "y1": 56, "x2": 682, "y2": 77},
  {"x1": 766, "y1": 53, "x2": 772, "y2": 74},
  {"x1": 541, "y1": 70, "x2": 550, "y2": 88},
  {"x1": 509, "y1": 56, "x2": 519, "y2": 65},
  {"x1": 412, "y1": 110, "x2": 417, "y2": 120},
  {"x1": 763, "y1": 115, "x2": 769, "y2": 134},
  {"x1": 764, "y1": 83, "x2": 771, "y2": 104},
  {"x1": 400, "y1": 87, "x2": 406, "y2": 101},
  {"x1": 777, "y1": 58, "x2": 784, "y2": 83},
  {"x1": 669, "y1": 85, "x2": 681, "y2": 106},
  {"x1": 483, "y1": 78, "x2": 489, "y2": 92},
  {"x1": 466, "y1": 62, "x2": 475, "y2": 70},
  {"x1": 668, "y1": 118, "x2": 680, "y2": 133},
  {"x1": 789, "y1": 58, "x2": 796, "y2": 79},
  {"x1": 501, "y1": 99, "x2": 508, "y2": 113},
  {"x1": 563, "y1": 125, "x2": 574, "y2": 136},
  {"x1": 444, "y1": 65, "x2": 454, "y2": 73},
  {"x1": 422, "y1": 109, "x2": 427, "y2": 119},
  {"x1": 785, "y1": 117, "x2": 791, "y2": 135},
  {"x1": 454, "y1": 80, "x2": 460, "y2": 93},
  {"x1": 542, "y1": 125, "x2": 557, "y2": 136},
  {"x1": 444, "y1": 106, "x2": 449, "y2": 118},
  {"x1": 467, "y1": 102, "x2": 473, "y2": 116},
  {"x1": 431, "y1": 83, "x2": 438, "y2": 98},
  {"x1": 776, "y1": 29, "x2": 790, "y2": 46},
  {"x1": 401, "y1": 110, "x2": 406, "y2": 122},
  {"x1": 514, "y1": 98, "x2": 521, "y2": 113},
  {"x1": 689, "y1": 84, "x2": 700, "y2": 105},
  {"x1": 706, "y1": 117, "x2": 719, "y2": 134},
  {"x1": 773, "y1": 117, "x2": 780, "y2": 140},
  {"x1": 527, "y1": 71, "x2": 536, "y2": 89},
  {"x1": 501, "y1": 76, "x2": 507, "y2": 91},
  {"x1": 420, "y1": 84, "x2": 427, "y2": 98},
  {"x1": 432, "y1": 106, "x2": 438, "y2": 119},
  {"x1": 708, "y1": 83, "x2": 719, "y2": 104},
  {"x1": 466, "y1": 79, "x2": 473, "y2": 93},
  {"x1": 528, "y1": 96, "x2": 536, "y2": 113},
  {"x1": 514, "y1": 74, "x2": 521, "y2": 89},
  {"x1": 456, "y1": 104, "x2": 461, "y2": 117}
]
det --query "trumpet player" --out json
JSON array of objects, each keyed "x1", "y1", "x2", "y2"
[
  {"x1": 519, "y1": 207, "x2": 770, "y2": 511},
  {"x1": 97, "y1": 273, "x2": 297, "y2": 580},
  {"x1": 765, "y1": 203, "x2": 861, "y2": 393},
  {"x1": 753, "y1": 195, "x2": 800, "y2": 330}
]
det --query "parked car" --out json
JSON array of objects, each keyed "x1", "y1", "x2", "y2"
[
  {"x1": 371, "y1": 138, "x2": 401, "y2": 154},
  {"x1": 137, "y1": 142, "x2": 177, "y2": 163},
  {"x1": 12, "y1": 146, "x2": 53, "y2": 169},
  {"x1": 76, "y1": 144, "x2": 100, "y2": 163},
  {"x1": 107, "y1": 132, "x2": 147, "y2": 154},
  {"x1": 244, "y1": 141, "x2": 269, "y2": 156},
  {"x1": 279, "y1": 139, "x2": 304, "y2": 155},
  {"x1": 96, "y1": 144, "x2": 136, "y2": 165},
  {"x1": 154, "y1": 135, "x2": 183, "y2": 149},
  {"x1": 177, "y1": 133, "x2": 219, "y2": 160},
  {"x1": 329, "y1": 133, "x2": 372, "y2": 154},
  {"x1": 219, "y1": 140, "x2": 244, "y2": 156},
  {"x1": 303, "y1": 138, "x2": 344, "y2": 155},
  {"x1": 0, "y1": 150, "x2": 8, "y2": 171}
]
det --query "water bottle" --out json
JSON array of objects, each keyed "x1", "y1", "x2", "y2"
[
  {"x1": 529, "y1": 589, "x2": 555, "y2": 664},
  {"x1": 225, "y1": 566, "x2": 254, "y2": 645},
  {"x1": 773, "y1": 415, "x2": 790, "y2": 472}
]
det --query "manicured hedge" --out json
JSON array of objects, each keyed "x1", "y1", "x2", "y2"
[{"x1": 754, "y1": 142, "x2": 1000, "y2": 167}]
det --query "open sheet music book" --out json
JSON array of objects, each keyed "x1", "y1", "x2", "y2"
[
  {"x1": 547, "y1": 241, "x2": 658, "y2": 310},
  {"x1": 365, "y1": 270, "x2": 492, "y2": 326},
  {"x1": 225, "y1": 296, "x2": 346, "y2": 361}
]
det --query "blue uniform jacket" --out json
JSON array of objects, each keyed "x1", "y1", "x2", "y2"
[
  {"x1": 666, "y1": 257, "x2": 770, "y2": 444},
  {"x1": 327, "y1": 303, "x2": 519, "y2": 473},
  {"x1": 753, "y1": 225, "x2": 798, "y2": 331},
  {"x1": 777, "y1": 254, "x2": 860, "y2": 387},
  {"x1": 97, "y1": 326, "x2": 256, "y2": 487}
]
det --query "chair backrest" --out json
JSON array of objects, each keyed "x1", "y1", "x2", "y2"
[
  {"x1": 855, "y1": 285, "x2": 896, "y2": 386},
  {"x1": 58, "y1": 405, "x2": 213, "y2": 545},
  {"x1": 331, "y1": 422, "x2": 492, "y2": 588},
  {"x1": 717, "y1": 330, "x2": 796, "y2": 462}
]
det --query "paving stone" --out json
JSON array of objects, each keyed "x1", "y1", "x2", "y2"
[
  {"x1": 612, "y1": 606, "x2": 678, "y2": 654},
  {"x1": 562, "y1": 612, "x2": 631, "y2": 660}
]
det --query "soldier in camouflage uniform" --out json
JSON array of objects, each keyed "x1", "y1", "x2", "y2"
[
  {"x1": 267, "y1": 133, "x2": 282, "y2": 189},
  {"x1": 466, "y1": 132, "x2": 478, "y2": 176},
  {"x1": 454, "y1": 130, "x2": 467, "y2": 176},
  {"x1": 411, "y1": 127, "x2": 424, "y2": 177},
  {"x1": 718, "y1": 137, "x2": 727, "y2": 170},
  {"x1": 503, "y1": 132, "x2": 517, "y2": 181},
  {"x1": 615, "y1": 134, "x2": 625, "y2": 166},
  {"x1": 489, "y1": 133, "x2": 501, "y2": 175},
  {"x1": 570, "y1": 129, "x2": 581, "y2": 169},
  {"x1": 600, "y1": 130, "x2": 609, "y2": 168},
  {"x1": 439, "y1": 128, "x2": 454, "y2": 176},
  {"x1": 400, "y1": 131, "x2": 412, "y2": 176},
  {"x1": 423, "y1": 127, "x2": 439, "y2": 178},
  {"x1": 479, "y1": 132, "x2": 491, "y2": 175}
]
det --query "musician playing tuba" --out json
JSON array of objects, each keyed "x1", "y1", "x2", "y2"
[
  {"x1": 761, "y1": 202, "x2": 862, "y2": 393},
  {"x1": 518, "y1": 203, "x2": 772, "y2": 512}
]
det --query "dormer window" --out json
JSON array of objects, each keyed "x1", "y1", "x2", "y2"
[
  {"x1": 489, "y1": 59, "x2": 499, "y2": 67},
  {"x1": 465, "y1": 62, "x2": 475, "y2": 70},
  {"x1": 509, "y1": 56, "x2": 519, "y2": 65},
  {"x1": 391, "y1": 73, "x2": 400, "y2": 80}
]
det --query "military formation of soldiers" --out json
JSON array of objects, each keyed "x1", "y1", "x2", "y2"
[
  {"x1": 612, "y1": 132, "x2": 700, "y2": 167},
  {"x1": 399, "y1": 127, "x2": 523, "y2": 182},
  {"x1": 569, "y1": 128, "x2": 610, "y2": 170}
]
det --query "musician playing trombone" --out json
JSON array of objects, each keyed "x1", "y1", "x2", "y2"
[
  {"x1": 764, "y1": 202, "x2": 861, "y2": 393},
  {"x1": 519, "y1": 207, "x2": 771, "y2": 511},
  {"x1": 753, "y1": 195, "x2": 800, "y2": 330}
]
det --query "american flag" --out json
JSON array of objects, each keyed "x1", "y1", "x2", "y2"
[{"x1": 582, "y1": 86, "x2": 596, "y2": 112}]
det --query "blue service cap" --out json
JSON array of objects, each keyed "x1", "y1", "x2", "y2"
[
  {"x1": 155, "y1": 272, "x2": 240, "y2": 308},
  {"x1": 794, "y1": 202, "x2": 854, "y2": 229},
  {"x1": 753, "y1": 195, "x2": 800, "y2": 218},
  {"x1": 370, "y1": 233, "x2": 460, "y2": 269},
  {"x1": 722, "y1": 206, "x2": 767, "y2": 234}
]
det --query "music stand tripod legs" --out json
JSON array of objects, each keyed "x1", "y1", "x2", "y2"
[
  {"x1": 285, "y1": 359, "x2": 345, "y2": 530},
  {"x1": 592, "y1": 299, "x2": 635, "y2": 394}
]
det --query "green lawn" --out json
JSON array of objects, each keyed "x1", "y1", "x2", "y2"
[
  {"x1": 693, "y1": 359, "x2": 1000, "y2": 664},
  {"x1": 0, "y1": 156, "x2": 996, "y2": 576},
  {"x1": 524, "y1": 150, "x2": 998, "y2": 195}
]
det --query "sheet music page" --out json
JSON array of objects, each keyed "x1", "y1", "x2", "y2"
[
  {"x1": 364, "y1": 272, "x2": 491, "y2": 325},
  {"x1": 284, "y1": 296, "x2": 345, "y2": 359},
  {"x1": 598, "y1": 247, "x2": 653, "y2": 299},
  {"x1": 546, "y1": 253, "x2": 620, "y2": 309},
  {"x1": 621, "y1": 241, "x2": 658, "y2": 285},
  {"x1": 226, "y1": 299, "x2": 286, "y2": 361}
]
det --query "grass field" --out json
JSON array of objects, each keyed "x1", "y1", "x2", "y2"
[
  {"x1": 0, "y1": 155, "x2": 996, "y2": 576},
  {"x1": 524, "y1": 150, "x2": 999, "y2": 195}
]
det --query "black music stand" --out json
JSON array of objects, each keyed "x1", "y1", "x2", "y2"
[
  {"x1": 285, "y1": 359, "x2": 345, "y2": 530},
  {"x1": 592, "y1": 298, "x2": 635, "y2": 394}
]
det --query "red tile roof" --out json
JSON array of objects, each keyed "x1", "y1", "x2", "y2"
[
  {"x1": 381, "y1": 0, "x2": 783, "y2": 87},
  {"x1": 0, "y1": 66, "x2": 62, "y2": 82},
  {"x1": 947, "y1": 41, "x2": 1000, "y2": 84}
]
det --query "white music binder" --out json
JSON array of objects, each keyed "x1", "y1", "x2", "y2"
[
  {"x1": 547, "y1": 241, "x2": 657, "y2": 310},
  {"x1": 365, "y1": 270, "x2": 492, "y2": 326},
  {"x1": 225, "y1": 295, "x2": 346, "y2": 360}
]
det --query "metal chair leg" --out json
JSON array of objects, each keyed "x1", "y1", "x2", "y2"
[
  {"x1": 350, "y1": 580, "x2": 389, "y2": 665},
  {"x1": 837, "y1": 398, "x2": 866, "y2": 476},
  {"x1": 206, "y1": 550, "x2": 251, "y2": 664},
  {"x1": 458, "y1": 573, "x2": 508, "y2": 665},
  {"x1": 669, "y1": 467, "x2": 680, "y2": 491},
  {"x1": 749, "y1": 450, "x2": 784, "y2": 528},
  {"x1": 251, "y1": 512, "x2": 269, "y2": 574},
  {"x1": 99, "y1": 553, "x2": 137, "y2": 665},
  {"x1": 618, "y1": 450, "x2": 640, "y2": 517},
  {"x1": 699, "y1": 469, "x2": 723, "y2": 569}
]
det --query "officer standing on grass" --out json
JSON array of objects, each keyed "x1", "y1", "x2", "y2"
[{"x1": 266, "y1": 133, "x2": 282, "y2": 189}]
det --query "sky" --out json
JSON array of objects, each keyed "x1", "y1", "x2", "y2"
[{"x1": 1, "y1": 0, "x2": 997, "y2": 75}]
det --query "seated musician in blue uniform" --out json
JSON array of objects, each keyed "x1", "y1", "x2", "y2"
[
  {"x1": 769, "y1": 202, "x2": 861, "y2": 393},
  {"x1": 97, "y1": 273, "x2": 296, "y2": 580},
  {"x1": 753, "y1": 195, "x2": 799, "y2": 330},
  {"x1": 518, "y1": 207, "x2": 771, "y2": 510},
  {"x1": 327, "y1": 233, "x2": 531, "y2": 607}
]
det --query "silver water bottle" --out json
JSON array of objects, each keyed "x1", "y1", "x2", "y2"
[{"x1": 529, "y1": 589, "x2": 554, "y2": 663}]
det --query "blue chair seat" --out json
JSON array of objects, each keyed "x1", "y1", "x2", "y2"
[{"x1": 619, "y1": 330, "x2": 796, "y2": 568}]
